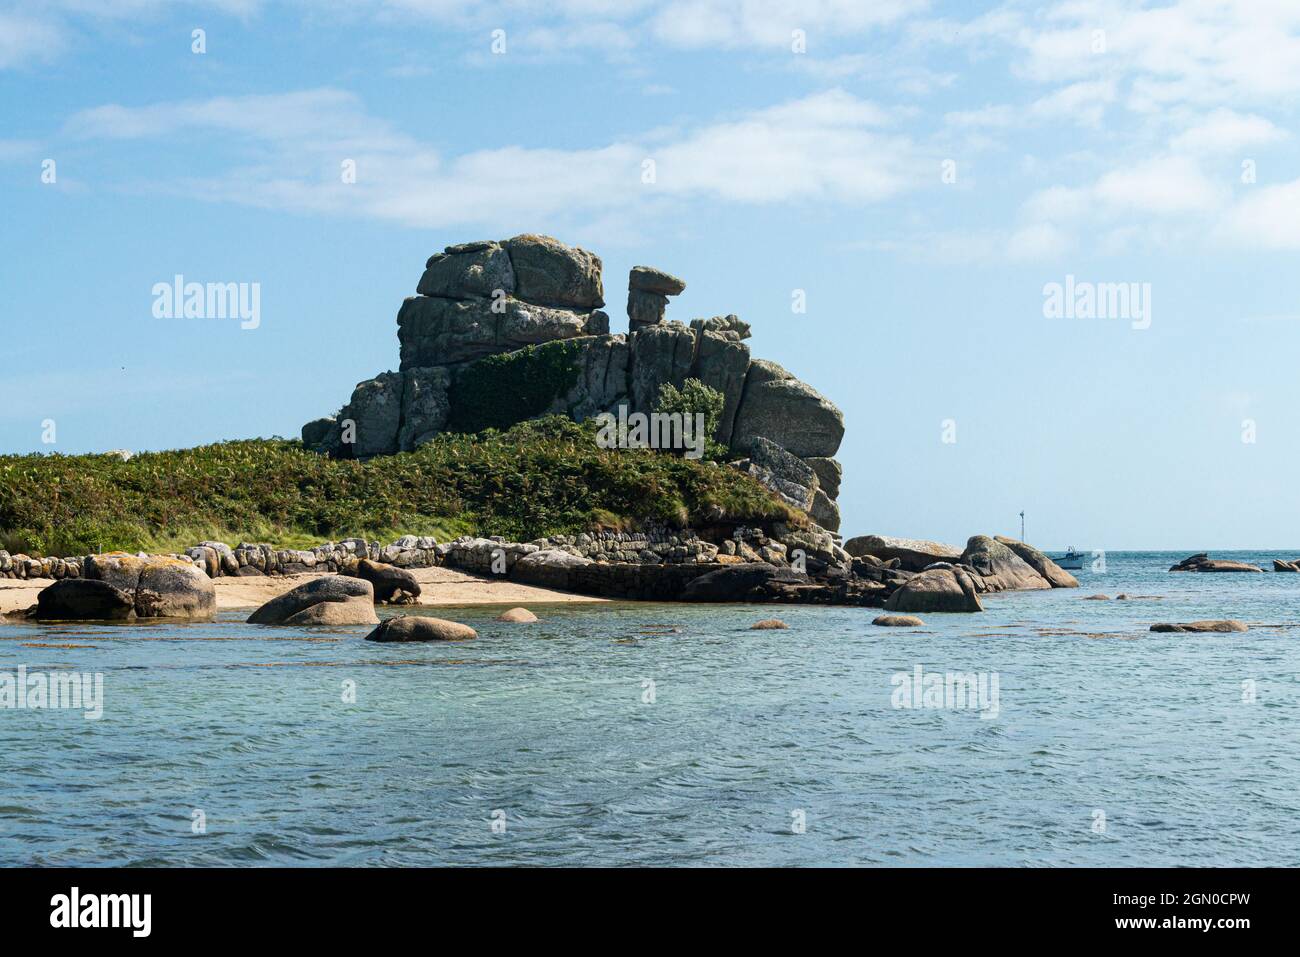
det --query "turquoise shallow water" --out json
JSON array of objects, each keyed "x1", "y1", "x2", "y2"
[{"x1": 2, "y1": 550, "x2": 1298, "y2": 867}]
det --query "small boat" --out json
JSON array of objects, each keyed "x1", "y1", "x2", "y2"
[{"x1": 1054, "y1": 547, "x2": 1085, "y2": 570}]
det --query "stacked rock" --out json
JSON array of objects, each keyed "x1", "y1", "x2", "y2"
[{"x1": 627, "y1": 265, "x2": 686, "y2": 332}]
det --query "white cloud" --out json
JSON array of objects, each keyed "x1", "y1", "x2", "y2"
[
  {"x1": 1170, "y1": 109, "x2": 1285, "y2": 155},
  {"x1": 1094, "y1": 155, "x2": 1224, "y2": 215},
  {"x1": 0, "y1": 11, "x2": 64, "y2": 68},
  {"x1": 649, "y1": 0, "x2": 929, "y2": 50},
  {"x1": 62, "y1": 87, "x2": 921, "y2": 230},
  {"x1": 1218, "y1": 179, "x2": 1300, "y2": 250}
]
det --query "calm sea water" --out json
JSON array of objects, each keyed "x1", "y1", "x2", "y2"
[{"x1": 2, "y1": 551, "x2": 1298, "y2": 867}]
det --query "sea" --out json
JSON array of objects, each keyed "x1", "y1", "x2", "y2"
[{"x1": 2, "y1": 551, "x2": 1297, "y2": 866}]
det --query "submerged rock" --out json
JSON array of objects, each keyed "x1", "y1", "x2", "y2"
[
  {"x1": 872, "y1": 614, "x2": 924, "y2": 627},
  {"x1": 496, "y1": 607, "x2": 538, "y2": 622},
  {"x1": 366, "y1": 615, "x2": 477, "y2": 642},
  {"x1": 1150, "y1": 620, "x2": 1248, "y2": 633},
  {"x1": 750, "y1": 618, "x2": 788, "y2": 630}
]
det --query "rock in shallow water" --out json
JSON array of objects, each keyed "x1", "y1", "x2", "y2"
[
  {"x1": 248, "y1": 577, "x2": 377, "y2": 625},
  {"x1": 750, "y1": 619, "x2": 788, "y2": 630},
  {"x1": 883, "y1": 566, "x2": 983, "y2": 613},
  {"x1": 496, "y1": 607, "x2": 538, "y2": 622},
  {"x1": 872, "y1": 614, "x2": 924, "y2": 627},
  {"x1": 34, "y1": 579, "x2": 136, "y2": 621},
  {"x1": 366, "y1": 615, "x2": 477, "y2": 642},
  {"x1": 1150, "y1": 620, "x2": 1248, "y2": 633}
]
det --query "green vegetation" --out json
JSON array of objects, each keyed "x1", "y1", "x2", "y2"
[
  {"x1": 446, "y1": 340, "x2": 585, "y2": 434},
  {"x1": 0, "y1": 416, "x2": 800, "y2": 557},
  {"x1": 654, "y1": 378, "x2": 730, "y2": 460}
]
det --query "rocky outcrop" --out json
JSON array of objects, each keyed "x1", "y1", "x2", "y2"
[
  {"x1": 299, "y1": 235, "x2": 847, "y2": 527},
  {"x1": 883, "y1": 565, "x2": 983, "y2": 613},
  {"x1": 736, "y1": 437, "x2": 819, "y2": 511},
  {"x1": 844, "y1": 535, "x2": 963, "y2": 571},
  {"x1": 1169, "y1": 554, "x2": 1263, "y2": 573},
  {"x1": 1273, "y1": 559, "x2": 1300, "y2": 572},
  {"x1": 247, "y1": 577, "x2": 378, "y2": 626},
  {"x1": 681, "y1": 562, "x2": 809, "y2": 602},
  {"x1": 993, "y1": 536, "x2": 1079, "y2": 588},
  {"x1": 365, "y1": 615, "x2": 477, "y2": 642}
]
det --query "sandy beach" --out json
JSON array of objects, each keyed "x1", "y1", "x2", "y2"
[{"x1": 0, "y1": 565, "x2": 605, "y2": 617}]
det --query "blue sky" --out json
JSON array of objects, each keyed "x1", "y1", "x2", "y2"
[{"x1": 3, "y1": 0, "x2": 1300, "y2": 549}]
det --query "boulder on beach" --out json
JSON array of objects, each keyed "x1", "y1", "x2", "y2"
[
  {"x1": 511, "y1": 548, "x2": 593, "y2": 590},
  {"x1": 365, "y1": 615, "x2": 477, "y2": 642},
  {"x1": 993, "y1": 536, "x2": 1079, "y2": 588},
  {"x1": 961, "y1": 536, "x2": 1051, "y2": 592},
  {"x1": 883, "y1": 566, "x2": 983, "y2": 613},
  {"x1": 1169, "y1": 554, "x2": 1263, "y2": 573},
  {"x1": 34, "y1": 579, "x2": 136, "y2": 621},
  {"x1": 1150, "y1": 620, "x2": 1248, "y2": 633},
  {"x1": 351, "y1": 559, "x2": 422, "y2": 604},
  {"x1": 872, "y1": 614, "x2": 924, "y2": 627},
  {"x1": 83, "y1": 552, "x2": 216, "y2": 620},
  {"x1": 496, "y1": 607, "x2": 538, "y2": 622},
  {"x1": 247, "y1": 576, "x2": 378, "y2": 625},
  {"x1": 843, "y1": 535, "x2": 963, "y2": 572},
  {"x1": 750, "y1": 618, "x2": 788, "y2": 630}
]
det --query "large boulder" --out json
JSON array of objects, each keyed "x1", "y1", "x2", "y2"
[
  {"x1": 365, "y1": 615, "x2": 477, "y2": 642},
  {"x1": 397, "y1": 295, "x2": 601, "y2": 370},
  {"x1": 417, "y1": 241, "x2": 516, "y2": 299},
  {"x1": 690, "y1": 330, "x2": 750, "y2": 445},
  {"x1": 397, "y1": 366, "x2": 451, "y2": 451},
  {"x1": 883, "y1": 565, "x2": 983, "y2": 613},
  {"x1": 626, "y1": 267, "x2": 685, "y2": 333},
  {"x1": 351, "y1": 559, "x2": 421, "y2": 604},
  {"x1": 730, "y1": 360, "x2": 844, "y2": 458},
  {"x1": 993, "y1": 536, "x2": 1078, "y2": 588},
  {"x1": 34, "y1": 579, "x2": 136, "y2": 621},
  {"x1": 337, "y1": 371, "x2": 404, "y2": 458},
  {"x1": 247, "y1": 576, "x2": 378, "y2": 625},
  {"x1": 961, "y1": 536, "x2": 1051, "y2": 592},
  {"x1": 690, "y1": 314, "x2": 751, "y2": 341},
  {"x1": 83, "y1": 553, "x2": 216, "y2": 620},
  {"x1": 681, "y1": 562, "x2": 807, "y2": 602},
  {"x1": 844, "y1": 535, "x2": 963, "y2": 572},
  {"x1": 507, "y1": 234, "x2": 604, "y2": 309},
  {"x1": 301, "y1": 416, "x2": 337, "y2": 452},
  {"x1": 511, "y1": 549, "x2": 593, "y2": 590}
]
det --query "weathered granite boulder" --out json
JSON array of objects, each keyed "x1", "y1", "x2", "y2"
[
  {"x1": 1273, "y1": 559, "x2": 1300, "y2": 572},
  {"x1": 34, "y1": 579, "x2": 136, "y2": 621},
  {"x1": 1150, "y1": 620, "x2": 1248, "y2": 633},
  {"x1": 417, "y1": 241, "x2": 516, "y2": 299},
  {"x1": 626, "y1": 266, "x2": 685, "y2": 333},
  {"x1": 1169, "y1": 554, "x2": 1263, "y2": 573},
  {"x1": 338, "y1": 371, "x2": 404, "y2": 458},
  {"x1": 511, "y1": 548, "x2": 594, "y2": 590},
  {"x1": 552, "y1": 335, "x2": 630, "y2": 421},
  {"x1": 750, "y1": 618, "x2": 788, "y2": 629},
  {"x1": 730, "y1": 359, "x2": 844, "y2": 458},
  {"x1": 844, "y1": 535, "x2": 963, "y2": 572},
  {"x1": 496, "y1": 607, "x2": 538, "y2": 622},
  {"x1": 804, "y1": 457, "x2": 842, "y2": 499},
  {"x1": 629, "y1": 322, "x2": 698, "y2": 413},
  {"x1": 961, "y1": 536, "x2": 1051, "y2": 592},
  {"x1": 883, "y1": 565, "x2": 983, "y2": 613},
  {"x1": 397, "y1": 366, "x2": 451, "y2": 451},
  {"x1": 302, "y1": 417, "x2": 337, "y2": 451},
  {"x1": 350, "y1": 559, "x2": 421, "y2": 604},
  {"x1": 508, "y1": 234, "x2": 604, "y2": 309},
  {"x1": 83, "y1": 553, "x2": 216, "y2": 620},
  {"x1": 993, "y1": 536, "x2": 1078, "y2": 588},
  {"x1": 365, "y1": 615, "x2": 477, "y2": 642},
  {"x1": 690, "y1": 330, "x2": 750, "y2": 444},
  {"x1": 247, "y1": 576, "x2": 378, "y2": 625},
  {"x1": 681, "y1": 562, "x2": 807, "y2": 601}
]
